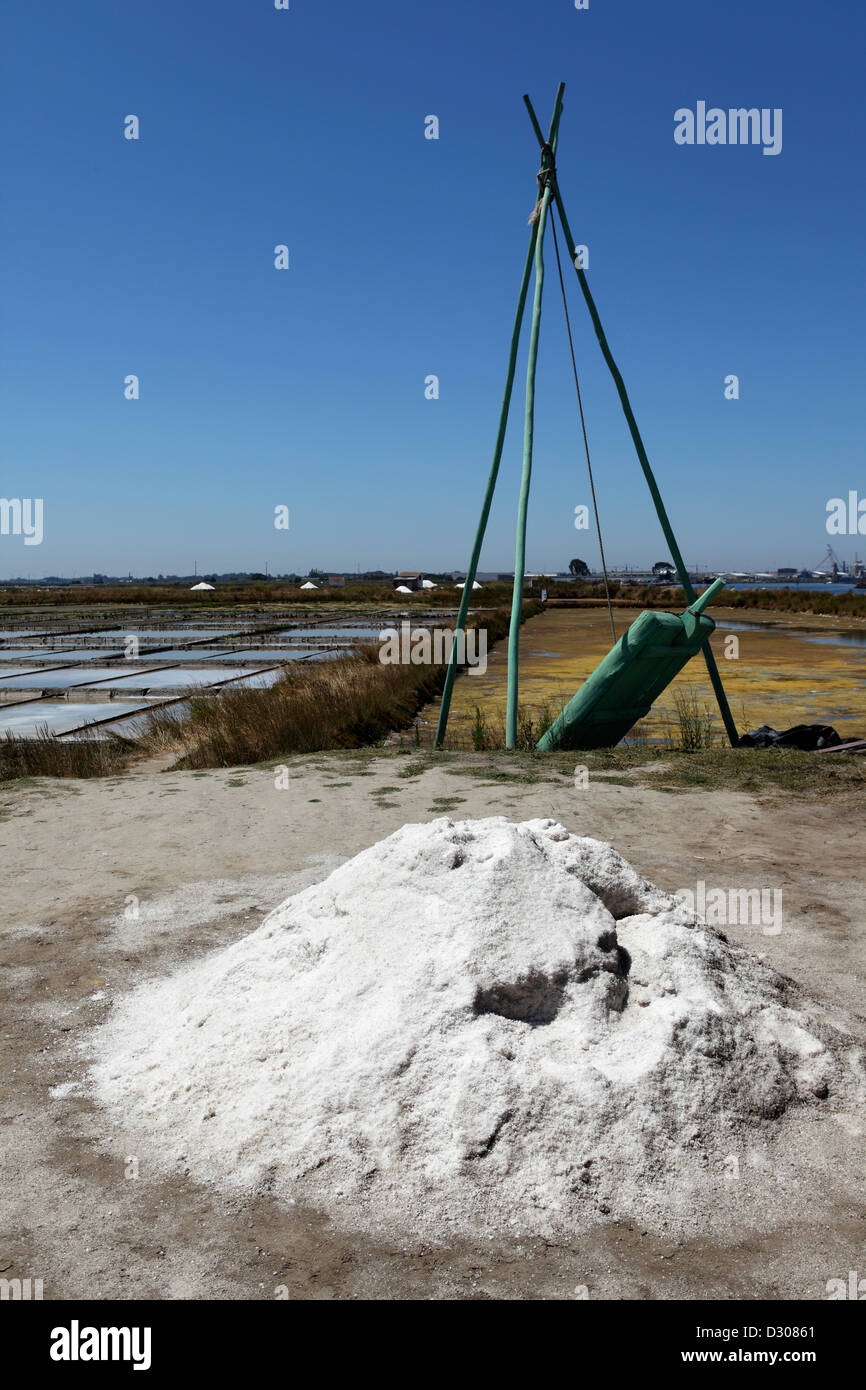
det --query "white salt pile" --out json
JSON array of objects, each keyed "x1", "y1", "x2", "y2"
[{"x1": 89, "y1": 817, "x2": 858, "y2": 1240}]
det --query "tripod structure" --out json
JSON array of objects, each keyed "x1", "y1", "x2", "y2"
[{"x1": 433, "y1": 83, "x2": 738, "y2": 752}]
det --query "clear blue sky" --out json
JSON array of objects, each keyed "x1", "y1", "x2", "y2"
[{"x1": 2, "y1": 0, "x2": 864, "y2": 578}]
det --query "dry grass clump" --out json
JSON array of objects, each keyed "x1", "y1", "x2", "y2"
[
  {"x1": 138, "y1": 648, "x2": 446, "y2": 766},
  {"x1": 0, "y1": 728, "x2": 134, "y2": 780},
  {"x1": 669, "y1": 687, "x2": 717, "y2": 751}
]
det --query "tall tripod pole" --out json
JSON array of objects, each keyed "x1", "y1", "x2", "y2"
[
  {"x1": 433, "y1": 83, "x2": 565, "y2": 749},
  {"x1": 523, "y1": 93, "x2": 739, "y2": 748},
  {"x1": 505, "y1": 93, "x2": 563, "y2": 748}
]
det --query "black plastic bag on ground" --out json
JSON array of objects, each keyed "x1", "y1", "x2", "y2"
[{"x1": 736, "y1": 724, "x2": 844, "y2": 750}]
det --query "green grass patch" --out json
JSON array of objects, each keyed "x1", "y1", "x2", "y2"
[
  {"x1": 124, "y1": 741, "x2": 865, "y2": 801},
  {"x1": 580, "y1": 746, "x2": 866, "y2": 797},
  {"x1": 394, "y1": 746, "x2": 865, "y2": 798},
  {"x1": 396, "y1": 757, "x2": 438, "y2": 779},
  {"x1": 443, "y1": 762, "x2": 560, "y2": 785}
]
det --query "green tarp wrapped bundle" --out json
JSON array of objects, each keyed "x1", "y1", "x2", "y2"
[{"x1": 537, "y1": 577, "x2": 726, "y2": 752}]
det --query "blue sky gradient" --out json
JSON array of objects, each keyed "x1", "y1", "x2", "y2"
[{"x1": 2, "y1": 0, "x2": 864, "y2": 577}]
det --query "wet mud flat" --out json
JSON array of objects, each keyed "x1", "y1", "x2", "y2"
[{"x1": 440, "y1": 606, "x2": 866, "y2": 746}]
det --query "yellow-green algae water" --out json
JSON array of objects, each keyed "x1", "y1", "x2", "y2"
[{"x1": 438, "y1": 606, "x2": 866, "y2": 748}]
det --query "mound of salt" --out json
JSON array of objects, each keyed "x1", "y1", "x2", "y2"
[{"x1": 89, "y1": 817, "x2": 853, "y2": 1239}]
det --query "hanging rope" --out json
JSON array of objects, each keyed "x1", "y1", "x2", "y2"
[{"x1": 550, "y1": 209, "x2": 617, "y2": 645}]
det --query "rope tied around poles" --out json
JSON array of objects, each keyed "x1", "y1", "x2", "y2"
[{"x1": 528, "y1": 142, "x2": 556, "y2": 224}]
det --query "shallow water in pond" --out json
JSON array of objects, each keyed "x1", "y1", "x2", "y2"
[{"x1": 0, "y1": 701, "x2": 149, "y2": 737}]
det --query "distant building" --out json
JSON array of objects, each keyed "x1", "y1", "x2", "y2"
[
  {"x1": 777, "y1": 567, "x2": 797, "y2": 579},
  {"x1": 328, "y1": 575, "x2": 346, "y2": 587},
  {"x1": 396, "y1": 571, "x2": 424, "y2": 591}
]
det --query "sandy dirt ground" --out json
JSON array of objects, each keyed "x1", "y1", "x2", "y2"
[{"x1": 1, "y1": 751, "x2": 864, "y2": 1300}]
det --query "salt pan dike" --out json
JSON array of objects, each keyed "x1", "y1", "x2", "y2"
[{"x1": 87, "y1": 817, "x2": 865, "y2": 1245}]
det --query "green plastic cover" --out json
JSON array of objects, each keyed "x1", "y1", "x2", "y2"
[{"x1": 536, "y1": 604, "x2": 717, "y2": 751}]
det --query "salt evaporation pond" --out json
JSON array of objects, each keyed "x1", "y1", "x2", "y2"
[
  {"x1": 280, "y1": 626, "x2": 385, "y2": 640},
  {"x1": 85, "y1": 666, "x2": 277, "y2": 691},
  {"x1": 212, "y1": 647, "x2": 336, "y2": 661},
  {"x1": 115, "y1": 648, "x2": 236, "y2": 663},
  {"x1": 72, "y1": 628, "x2": 249, "y2": 645},
  {"x1": 226, "y1": 669, "x2": 286, "y2": 688},
  {"x1": 0, "y1": 667, "x2": 145, "y2": 690},
  {"x1": 0, "y1": 702, "x2": 149, "y2": 737},
  {"x1": 14, "y1": 629, "x2": 123, "y2": 643},
  {"x1": 0, "y1": 648, "x2": 126, "y2": 664}
]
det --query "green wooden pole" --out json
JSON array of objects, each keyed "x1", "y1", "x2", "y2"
[
  {"x1": 433, "y1": 87, "x2": 563, "y2": 750},
  {"x1": 522, "y1": 95, "x2": 739, "y2": 747},
  {"x1": 505, "y1": 93, "x2": 563, "y2": 747},
  {"x1": 432, "y1": 228, "x2": 539, "y2": 749}
]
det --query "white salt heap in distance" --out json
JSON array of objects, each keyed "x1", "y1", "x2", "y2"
[{"x1": 90, "y1": 817, "x2": 858, "y2": 1240}]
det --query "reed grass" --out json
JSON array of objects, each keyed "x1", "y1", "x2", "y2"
[
  {"x1": 543, "y1": 583, "x2": 866, "y2": 620},
  {"x1": 137, "y1": 650, "x2": 441, "y2": 766},
  {"x1": 466, "y1": 700, "x2": 556, "y2": 752},
  {"x1": 0, "y1": 728, "x2": 134, "y2": 781},
  {"x1": 669, "y1": 687, "x2": 717, "y2": 751}
]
